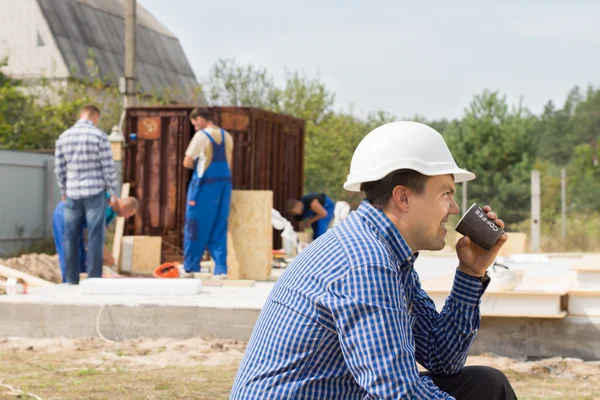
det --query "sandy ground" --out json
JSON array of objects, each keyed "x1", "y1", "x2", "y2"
[
  {"x1": 0, "y1": 254, "x2": 62, "y2": 283},
  {"x1": 0, "y1": 337, "x2": 599, "y2": 399}
]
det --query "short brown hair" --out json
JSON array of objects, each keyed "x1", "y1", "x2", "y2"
[
  {"x1": 122, "y1": 197, "x2": 139, "y2": 213},
  {"x1": 360, "y1": 169, "x2": 429, "y2": 209},
  {"x1": 286, "y1": 199, "x2": 302, "y2": 213},
  {"x1": 189, "y1": 107, "x2": 212, "y2": 122},
  {"x1": 81, "y1": 104, "x2": 100, "y2": 116}
]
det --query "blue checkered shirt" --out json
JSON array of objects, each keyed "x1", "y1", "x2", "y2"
[
  {"x1": 231, "y1": 201, "x2": 487, "y2": 399},
  {"x1": 54, "y1": 119, "x2": 117, "y2": 200}
]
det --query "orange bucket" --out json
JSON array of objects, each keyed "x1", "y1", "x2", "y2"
[{"x1": 153, "y1": 262, "x2": 180, "y2": 278}]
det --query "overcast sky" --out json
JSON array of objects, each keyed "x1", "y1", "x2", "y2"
[{"x1": 139, "y1": 0, "x2": 600, "y2": 120}]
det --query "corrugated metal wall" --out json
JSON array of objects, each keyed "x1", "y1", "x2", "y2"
[
  {"x1": 123, "y1": 106, "x2": 305, "y2": 262},
  {"x1": 0, "y1": 149, "x2": 124, "y2": 257}
]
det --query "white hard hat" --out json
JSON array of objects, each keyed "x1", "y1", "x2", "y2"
[{"x1": 344, "y1": 121, "x2": 475, "y2": 192}]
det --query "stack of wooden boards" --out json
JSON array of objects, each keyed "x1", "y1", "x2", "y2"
[{"x1": 112, "y1": 186, "x2": 273, "y2": 285}]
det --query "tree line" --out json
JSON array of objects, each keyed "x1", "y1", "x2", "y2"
[{"x1": 1, "y1": 57, "x2": 598, "y2": 249}]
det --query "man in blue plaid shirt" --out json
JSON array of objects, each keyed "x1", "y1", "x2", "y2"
[
  {"x1": 54, "y1": 105, "x2": 118, "y2": 285},
  {"x1": 231, "y1": 121, "x2": 517, "y2": 399}
]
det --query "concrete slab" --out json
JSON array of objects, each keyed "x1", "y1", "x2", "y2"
[
  {"x1": 0, "y1": 283, "x2": 274, "y2": 341},
  {"x1": 80, "y1": 278, "x2": 203, "y2": 295},
  {"x1": 0, "y1": 282, "x2": 274, "y2": 309},
  {"x1": 1, "y1": 254, "x2": 599, "y2": 359},
  {"x1": 471, "y1": 316, "x2": 600, "y2": 361}
]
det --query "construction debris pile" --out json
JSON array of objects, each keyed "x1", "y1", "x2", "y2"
[{"x1": 0, "y1": 254, "x2": 61, "y2": 283}]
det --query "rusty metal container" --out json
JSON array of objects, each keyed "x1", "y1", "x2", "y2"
[{"x1": 123, "y1": 106, "x2": 305, "y2": 262}]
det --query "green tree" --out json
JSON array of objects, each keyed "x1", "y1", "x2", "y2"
[
  {"x1": 567, "y1": 143, "x2": 600, "y2": 213},
  {"x1": 1, "y1": 51, "x2": 177, "y2": 151},
  {"x1": 571, "y1": 85, "x2": 600, "y2": 167},
  {"x1": 202, "y1": 58, "x2": 278, "y2": 109},
  {"x1": 0, "y1": 60, "x2": 40, "y2": 148},
  {"x1": 445, "y1": 90, "x2": 539, "y2": 227},
  {"x1": 536, "y1": 100, "x2": 574, "y2": 165}
]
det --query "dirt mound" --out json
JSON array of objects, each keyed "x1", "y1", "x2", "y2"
[{"x1": 0, "y1": 253, "x2": 61, "y2": 283}]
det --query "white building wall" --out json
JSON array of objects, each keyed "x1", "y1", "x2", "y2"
[{"x1": 0, "y1": 0, "x2": 69, "y2": 79}]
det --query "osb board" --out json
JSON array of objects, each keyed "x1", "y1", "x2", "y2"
[
  {"x1": 120, "y1": 236, "x2": 162, "y2": 275},
  {"x1": 226, "y1": 231, "x2": 240, "y2": 279},
  {"x1": 0, "y1": 264, "x2": 54, "y2": 287},
  {"x1": 228, "y1": 190, "x2": 272, "y2": 280},
  {"x1": 112, "y1": 183, "x2": 130, "y2": 270},
  {"x1": 297, "y1": 231, "x2": 313, "y2": 244}
]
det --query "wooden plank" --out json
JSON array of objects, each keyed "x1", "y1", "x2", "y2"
[
  {"x1": 228, "y1": 190, "x2": 273, "y2": 280},
  {"x1": 425, "y1": 287, "x2": 571, "y2": 296},
  {"x1": 0, "y1": 264, "x2": 54, "y2": 287},
  {"x1": 222, "y1": 279, "x2": 256, "y2": 287},
  {"x1": 203, "y1": 279, "x2": 256, "y2": 287},
  {"x1": 427, "y1": 290, "x2": 567, "y2": 318},
  {"x1": 481, "y1": 311, "x2": 567, "y2": 319},
  {"x1": 112, "y1": 183, "x2": 131, "y2": 269},
  {"x1": 227, "y1": 231, "x2": 241, "y2": 280},
  {"x1": 568, "y1": 289, "x2": 600, "y2": 295},
  {"x1": 570, "y1": 255, "x2": 600, "y2": 271},
  {"x1": 422, "y1": 274, "x2": 572, "y2": 295},
  {"x1": 193, "y1": 273, "x2": 212, "y2": 280}
]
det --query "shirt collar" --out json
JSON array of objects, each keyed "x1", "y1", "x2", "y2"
[
  {"x1": 76, "y1": 118, "x2": 95, "y2": 126},
  {"x1": 355, "y1": 200, "x2": 417, "y2": 266}
]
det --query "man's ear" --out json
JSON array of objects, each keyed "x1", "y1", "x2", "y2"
[{"x1": 391, "y1": 185, "x2": 410, "y2": 212}]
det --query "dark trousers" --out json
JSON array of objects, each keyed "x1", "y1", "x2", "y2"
[{"x1": 420, "y1": 366, "x2": 517, "y2": 400}]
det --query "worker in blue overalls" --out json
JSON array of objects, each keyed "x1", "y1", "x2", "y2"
[
  {"x1": 52, "y1": 193, "x2": 138, "y2": 282},
  {"x1": 182, "y1": 108, "x2": 234, "y2": 279},
  {"x1": 287, "y1": 193, "x2": 335, "y2": 240}
]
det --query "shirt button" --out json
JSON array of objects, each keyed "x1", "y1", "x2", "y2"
[{"x1": 407, "y1": 256, "x2": 412, "y2": 261}]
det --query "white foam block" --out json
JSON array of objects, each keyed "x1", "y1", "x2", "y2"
[
  {"x1": 80, "y1": 278, "x2": 202, "y2": 295},
  {"x1": 568, "y1": 291, "x2": 600, "y2": 316}
]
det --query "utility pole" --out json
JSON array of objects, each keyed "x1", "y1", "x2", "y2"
[
  {"x1": 531, "y1": 170, "x2": 541, "y2": 253},
  {"x1": 561, "y1": 168, "x2": 567, "y2": 243},
  {"x1": 123, "y1": 0, "x2": 136, "y2": 108}
]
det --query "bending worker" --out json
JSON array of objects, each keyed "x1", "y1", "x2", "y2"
[
  {"x1": 52, "y1": 193, "x2": 138, "y2": 282},
  {"x1": 181, "y1": 108, "x2": 233, "y2": 279},
  {"x1": 231, "y1": 121, "x2": 516, "y2": 399},
  {"x1": 287, "y1": 193, "x2": 335, "y2": 240}
]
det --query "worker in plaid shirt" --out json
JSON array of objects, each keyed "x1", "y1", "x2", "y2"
[
  {"x1": 231, "y1": 122, "x2": 517, "y2": 399},
  {"x1": 54, "y1": 105, "x2": 118, "y2": 285}
]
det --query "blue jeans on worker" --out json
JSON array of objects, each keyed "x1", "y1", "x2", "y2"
[
  {"x1": 63, "y1": 191, "x2": 106, "y2": 284},
  {"x1": 52, "y1": 203, "x2": 86, "y2": 283}
]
